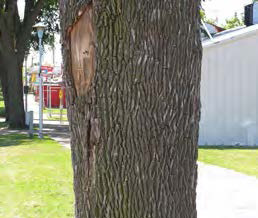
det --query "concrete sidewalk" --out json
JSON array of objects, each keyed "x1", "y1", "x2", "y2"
[
  {"x1": 197, "y1": 162, "x2": 258, "y2": 218},
  {"x1": 41, "y1": 123, "x2": 70, "y2": 148}
]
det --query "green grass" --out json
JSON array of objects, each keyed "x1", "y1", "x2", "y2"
[
  {"x1": 0, "y1": 134, "x2": 74, "y2": 218},
  {"x1": 46, "y1": 116, "x2": 68, "y2": 122},
  {"x1": 199, "y1": 146, "x2": 258, "y2": 177},
  {"x1": 44, "y1": 108, "x2": 68, "y2": 121},
  {"x1": 44, "y1": 108, "x2": 67, "y2": 115}
]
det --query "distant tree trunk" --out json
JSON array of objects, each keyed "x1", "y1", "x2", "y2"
[
  {"x1": 2, "y1": 54, "x2": 25, "y2": 128},
  {"x1": 0, "y1": 67, "x2": 10, "y2": 122},
  {"x1": 0, "y1": 0, "x2": 45, "y2": 128},
  {"x1": 0, "y1": 43, "x2": 25, "y2": 128},
  {"x1": 0, "y1": 41, "x2": 25, "y2": 129},
  {"x1": 60, "y1": 1, "x2": 202, "y2": 218}
]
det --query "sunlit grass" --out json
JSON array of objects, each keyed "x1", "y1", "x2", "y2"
[
  {"x1": 0, "y1": 134, "x2": 74, "y2": 218},
  {"x1": 43, "y1": 108, "x2": 67, "y2": 115},
  {"x1": 199, "y1": 146, "x2": 258, "y2": 177}
]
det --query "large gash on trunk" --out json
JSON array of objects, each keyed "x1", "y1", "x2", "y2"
[{"x1": 60, "y1": 0, "x2": 202, "y2": 217}]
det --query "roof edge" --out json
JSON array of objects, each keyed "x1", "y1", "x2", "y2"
[{"x1": 202, "y1": 25, "x2": 258, "y2": 49}]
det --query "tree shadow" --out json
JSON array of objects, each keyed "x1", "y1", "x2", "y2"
[{"x1": 0, "y1": 134, "x2": 30, "y2": 147}]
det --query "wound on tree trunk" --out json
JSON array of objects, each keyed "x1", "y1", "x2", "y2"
[
  {"x1": 70, "y1": 4, "x2": 95, "y2": 95},
  {"x1": 60, "y1": 0, "x2": 202, "y2": 217}
]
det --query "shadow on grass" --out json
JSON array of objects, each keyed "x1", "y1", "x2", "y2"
[
  {"x1": 199, "y1": 145, "x2": 258, "y2": 150},
  {"x1": 0, "y1": 134, "x2": 51, "y2": 147},
  {"x1": 0, "y1": 134, "x2": 30, "y2": 147}
]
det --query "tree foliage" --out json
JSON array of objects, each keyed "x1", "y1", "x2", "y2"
[
  {"x1": 30, "y1": 0, "x2": 59, "y2": 50},
  {"x1": 0, "y1": 0, "x2": 58, "y2": 56},
  {"x1": 200, "y1": 9, "x2": 216, "y2": 25},
  {"x1": 223, "y1": 13, "x2": 244, "y2": 30}
]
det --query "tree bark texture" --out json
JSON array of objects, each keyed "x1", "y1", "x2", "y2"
[{"x1": 60, "y1": 1, "x2": 202, "y2": 218}]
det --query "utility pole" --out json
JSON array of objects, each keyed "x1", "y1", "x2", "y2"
[{"x1": 24, "y1": 54, "x2": 28, "y2": 113}]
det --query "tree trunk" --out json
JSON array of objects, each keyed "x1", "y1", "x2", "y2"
[
  {"x1": 60, "y1": 1, "x2": 202, "y2": 218},
  {"x1": 3, "y1": 54, "x2": 25, "y2": 128},
  {"x1": 0, "y1": 70, "x2": 9, "y2": 122},
  {"x1": 0, "y1": 0, "x2": 47, "y2": 129}
]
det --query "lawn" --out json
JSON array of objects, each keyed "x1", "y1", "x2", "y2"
[
  {"x1": 43, "y1": 108, "x2": 67, "y2": 115},
  {"x1": 46, "y1": 116, "x2": 68, "y2": 122},
  {"x1": 0, "y1": 134, "x2": 74, "y2": 218},
  {"x1": 199, "y1": 146, "x2": 258, "y2": 178},
  {"x1": 44, "y1": 108, "x2": 68, "y2": 121}
]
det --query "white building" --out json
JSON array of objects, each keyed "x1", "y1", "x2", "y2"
[{"x1": 199, "y1": 24, "x2": 258, "y2": 145}]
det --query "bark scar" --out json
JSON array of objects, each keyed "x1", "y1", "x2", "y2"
[{"x1": 86, "y1": 118, "x2": 100, "y2": 172}]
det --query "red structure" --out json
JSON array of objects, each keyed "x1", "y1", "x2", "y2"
[
  {"x1": 32, "y1": 65, "x2": 66, "y2": 108},
  {"x1": 35, "y1": 84, "x2": 66, "y2": 108},
  {"x1": 43, "y1": 85, "x2": 66, "y2": 108}
]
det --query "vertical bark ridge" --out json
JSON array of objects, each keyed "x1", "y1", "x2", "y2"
[{"x1": 60, "y1": 0, "x2": 202, "y2": 217}]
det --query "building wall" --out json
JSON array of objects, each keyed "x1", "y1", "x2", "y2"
[{"x1": 199, "y1": 33, "x2": 258, "y2": 145}]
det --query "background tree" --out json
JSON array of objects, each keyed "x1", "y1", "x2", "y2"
[
  {"x1": 223, "y1": 13, "x2": 244, "y2": 30},
  {"x1": 0, "y1": 0, "x2": 58, "y2": 128},
  {"x1": 60, "y1": 0, "x2": 202, "y2": 217},
  {"x1": 200, "y1": 9, "x2": 217, "y2": 25}
]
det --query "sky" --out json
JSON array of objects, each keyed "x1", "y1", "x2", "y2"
[
  {"x1": 202, "y1": 0, "x2": 252, "y2": 25},
  {"x1": 18, "y1": 0, "x2": 253, "y2": 25},
  {"x1": 17, "y1": 0, "x2": 253, "y2": 27},
  {"x1": 18, "y1": 0, "x2": 253, "y2": 66},
  {"x1": 18, "y1": 0, "x2": 25, "y2": 20}
]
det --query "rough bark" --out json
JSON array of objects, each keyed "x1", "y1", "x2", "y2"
[{"x1": 60, "y1": 0, "x2": 202, "y2": 217}]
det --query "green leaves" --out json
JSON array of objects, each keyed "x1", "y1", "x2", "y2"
[
  {"x1": 223, "y1": 13, "x2": 244, "y2": 30},
  {"x1": 30, "y1": 0, "x2": 59, "y2": 49}
]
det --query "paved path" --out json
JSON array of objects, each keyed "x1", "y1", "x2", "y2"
[
  {"x1": 197, "y1": 162, "x2": 258, "y2": 218},
  {"x1": 42, "y1": 124, "x2": 70, "y2": 148}
]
